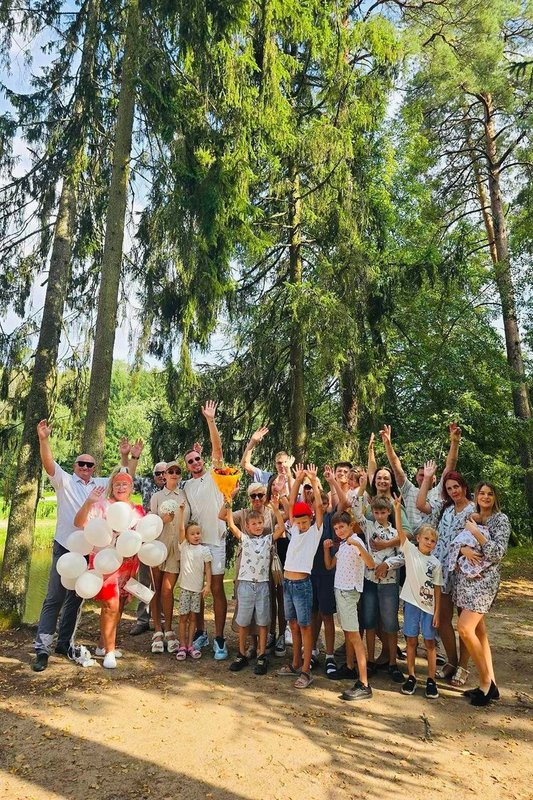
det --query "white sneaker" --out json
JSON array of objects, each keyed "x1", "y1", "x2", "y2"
[
  {"x1": 95, "y1": 647, "x2": 122, "y2": 658},
  {"x1": 103, "y1": 652, "x2": 117, "y2": 669},
  {"x1": 284, "y1": 624, "x2": 293, "y2": 646}
]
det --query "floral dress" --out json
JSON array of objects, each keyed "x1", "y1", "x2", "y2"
[
  {"x1": 424, "y1": 500, "x2": 475, "y2": 595},
  {"x1": 452, "y1": 512, "x2": 511, "y2": 614}
]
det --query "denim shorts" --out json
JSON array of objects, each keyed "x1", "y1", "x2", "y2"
[
  {"x1": 283, "y1": 577, "x2": 313, "y2": 627},
  {"x1": 236, "y1": 580, "x2": 271, "y2": 627},
  {"x1": 403, "y1": 601, "x2": 436, "y2": 640},
  {"x1": 334, "y1": 588, "x2": 360, "y2": 632},
  {"x1": 360, "y1": 579, "x2": 399, "y2": 633},
  {"x1": 311, "y1": 572, "x2": 336, "y2": 616}
]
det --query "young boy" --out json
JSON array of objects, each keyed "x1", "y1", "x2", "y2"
[
  {"x1": 354, "y1": 472, "x2": 404, "y2": 682},
  {"x1": 226, "y1": 502, "x2": 285, "y2": 675},
  {"x1": 323, "y1": 512, "x2": 376, "y2": 700},
  {"x1": 277, "y1": 463, "x2": 323, "y2": 689},
  {"x1": 393, "y1": 496, "x2": 442, "y2": 698}
]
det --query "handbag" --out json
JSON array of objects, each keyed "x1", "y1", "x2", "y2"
[{"x1": 270, "y1": 544, "x2": 283, "y2": 586}]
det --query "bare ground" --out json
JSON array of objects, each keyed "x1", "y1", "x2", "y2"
[{"x1": 1, "y1": 561, "x2": 531, "y2": 800}]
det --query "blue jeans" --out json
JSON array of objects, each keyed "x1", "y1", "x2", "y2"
[
  {"x1": 283, "y1": 577, "x2": 313, "y2": 626},
  {"x1": 34, "y1": 541, "x2": 84, "y2": 654}
]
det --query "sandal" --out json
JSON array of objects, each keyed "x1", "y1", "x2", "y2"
[
  {"x1": 436, "y1": 661, "x2": 456, "y2": 680},
  {"x1": 176, "y1": 646, "x2": 187, "y2": 661},
  {"x1": 294, "y1": 671, "x2": 314, "y2": 689},
  {"x1": 451, "y1": 666, "x2": 470, "y2": 687},
  {"x1": 277, "y1": 664, "x2": 301, "y2": 677},
  {"x1": 151, "y1": 632, "x2": 165, "y2": 654},
  {"x1": 187, "y1": 646, "x2": 201, "y2": 660},
  {"x1": 165, "y1": 630, "x2": 179, "y2": 654}
]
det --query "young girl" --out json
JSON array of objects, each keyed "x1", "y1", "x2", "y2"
[
  {"x1": 73, "y1": 469, "x2": 144, "y2": 669},
  {"x1": 175, "y1": 504, "x2": 212, "y2": 660}
]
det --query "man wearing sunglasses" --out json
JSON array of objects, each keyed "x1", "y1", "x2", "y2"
[
  {"x1": 32, "y1": 419, "x2": 134, "y2": 672},
  {"x1": 183, "y1": 401, "x2": 229, "y2": 660}
]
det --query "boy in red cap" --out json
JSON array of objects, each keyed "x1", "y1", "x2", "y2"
[{"x1": 277, "y1": 464, "x2": 323, "y2": 688}]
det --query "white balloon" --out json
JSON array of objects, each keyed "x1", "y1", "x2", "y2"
[
  {"x1": 135, "y1": 513, "x2": 163, "y2": 542},
  {"x1": 106, "y1": 501, "x2": 134, "y2": 532},
  {"x1": 138, "y1": 540, "x2": 168, "y2": 567},
  {"x1": 75, "y1": 570, "x2": 104, "y2": 599},
  {"x1": 60, "y1": 575, "x2": 78, "y2": 590},
  {"x1": 93, "y1": 547, "x2": 123, "y2": 575},
  {"x1": 66, "y1": 530, "x2": 93, "y2": 556},
  {"x1": 56, "y1": 552, "x2": 88, "y2": 579},
  {"x1": 116, "y1": 530, "x2": 142, "y2": 558},
  {"x1": 84, "y1": 518, "x2": 113, "y2": 548}
]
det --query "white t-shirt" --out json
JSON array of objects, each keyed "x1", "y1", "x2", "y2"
[
  {"x1": 183, "y1": 472, "x2": 226, "y2": 546},
  {"x1": 400, "y1": 539, "x2": 443, "y2": 613},
  {"x1": 48, "y1": 463, "x2": 108, "y2": 547},
  {"x1": 284, "y1": 522, "x2": 323, "y2": 574},
  {"x1": 238, "y1": 533, "x2": 272, "y2": 582},
  {"x1": 178, "y1": 541, "x2": 212, "y2": 592},
  {"x1": 334, "y1": 536, "x2": 368, "y2": 592}
]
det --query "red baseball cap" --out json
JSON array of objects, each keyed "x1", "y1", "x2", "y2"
[{"x1": 292, "y1": 501, "x2": 313, "y2": 518}]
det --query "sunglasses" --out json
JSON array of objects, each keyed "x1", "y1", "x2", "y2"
[
  {"x1": 166, "y1": 469, "x2": 181, "y2": 475},
  {"x1": 187, "y1": 456, "x2": 202, "y2": 465},
  {"x1": 76, "y1": 461, "x2": 95, "y2": 468},
  {"x1": 249, "y1": 493, "x2": 265, "y2": 500},
  {"x1": 154, "y1": 470, "x2": 166, "y2": 476}
]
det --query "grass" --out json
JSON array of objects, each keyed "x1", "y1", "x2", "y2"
[{"x1": 0, "y1": 519, "x2": 55, "y2": 552}]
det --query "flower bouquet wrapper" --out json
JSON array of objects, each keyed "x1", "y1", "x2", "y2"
[{"x1": 211, "y1": 466, "x2": 241, "y2": 502}]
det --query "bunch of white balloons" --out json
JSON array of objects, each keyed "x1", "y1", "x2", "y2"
[{"x1": 56, "y1": 502, "x2": 168, "y2": 599}]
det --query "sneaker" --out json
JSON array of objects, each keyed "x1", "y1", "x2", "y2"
[
  {"x1": 397, "y1": 646, "x2": 407, "y2": 661},
  {"x1": 333, "y1": 663, "x2": 357, "y2": 680},
  {"x1": 95, "y1": 647, "x2": 123, "y2": 658},
  {"x1": 401, "y1": 675, "x2": 417, "y2": 695},
  {"x1": 229, "y1": 653, "x2": 249, "y2": 672},
  {"x1": 325, "y1": 656, "x2": 337, "y2": 678},
  {"x1": 274, "y1": 634, "x2": 286, "y2": 657},
  {"x1": 464, "y1": 684, "x2": 500, "y2": 701},
  {"x1": 265, "y1": 633, "x2": 276, "y2": 655},
  {"x1": 388, "y1": 663, "x2": 405, "y2": 683},
  {"x1": 55, "y1": 643, "x2": 70, "y2": 656},
  {"x1": 32, "y1": 653, "x2": 49, "y2": 673},
  {"x1": 342, "y1": 680, "x2": 373, "y2": 701},
  {"x1": 334, "y1": 641, "x2": 346, "y2": 658},
  {"x1": 425, "y1": 678, "x2": 439, "y2": 699},
  {"x1": 129, "y1": 621, "x2": 150, "y2": 636},
  {"x1": 245, "y1": 646, "x2": 257, "y2": 660},
  {"x1": 213, "y1": 638, "x2": 229, "y2": 661},
  {"x1": 284, "y1": 624, "x2": 293, "y2": 646},
  {"x1": 193, "y1": 630, "x2": 209, "y2": 649},
  {"x1": 310, "y1": 653, "x2": 320, "y2": 671},
  {"x1": 254, "y1": 655, "x2": 268, "y2": 675},
  {"x1": 103, "y1": 652, "x2": 117, "y2": 669}
]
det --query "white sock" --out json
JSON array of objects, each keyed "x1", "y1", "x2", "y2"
[
  {"x1": 312, "y1": 649, "x2": 319, "y2": 657},
  {"x1": 326, "y1": 653, "x2": 334, "y2": 659}
]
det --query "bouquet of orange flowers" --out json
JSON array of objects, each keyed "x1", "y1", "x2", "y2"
[{"x1": 211, "y1": 466, "x2": 241, "y2": 502}]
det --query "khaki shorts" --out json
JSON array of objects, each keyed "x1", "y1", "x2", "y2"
[{"x1": 334, "y1": 588, "x2": 361, "y2": 632}]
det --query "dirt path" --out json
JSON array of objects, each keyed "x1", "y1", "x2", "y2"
[{"x1": 1, "y1": 565, "x2": 531, "y2": 800}]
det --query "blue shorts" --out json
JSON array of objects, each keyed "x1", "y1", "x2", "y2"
[
  {"x1": 360, "y1": 579, "x2": 399, "y2": 633},
  {"x1": 403, "y1": 601, "x2": 436, "y2": 641},
  {"x1": 311, "y1": 572, "x2": 336, "y2": 616},
  {"x1": 283, "y1": 577, "x2": 313, "y2": 627},
  {"x1": 236, "y1": 581, "x2": 271, "y2": 627}
]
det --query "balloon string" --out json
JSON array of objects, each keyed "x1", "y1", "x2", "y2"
[{"x1": 68, "y1": 598, "x2": 85, "y2": 660}]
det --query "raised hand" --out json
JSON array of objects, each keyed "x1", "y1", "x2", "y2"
[
  {"x1": 392, "y1": 492, "x2": 402, "y2": 512},
  {"x1": 201, "y1": 400, "x2": 218, "y2": 420},
  {"x1": 358, "y1": 470, "x2": 368, "y2": 491},
  {"x1": 323, "y1": 539, "x2": 334, "y2": 549},
  {"x1": 130, "y1": 438, "x2": 144, "y2": 459},
  {"x1": 37, "y1": 419, "x2": 52, "y2": 440},
  {"x1": 272, "y1": 473, "x2": 286, "y2": 495},
  {"x1": 294, "y1": 463, "x2": 307, "y2": 481},
  {"x1": 423, "y1": 460, "x2": 437, "y2": 480},
  {"x1": 306, "y1": 463, "x2": 318, "y2": 479},
  {"x1": 323, "y1": 464, "x2": 334, "y2": 482},
  {"x1": 250, "y1": 426, "x2": 269, "y2": 446},
  {"x1": 449, "y1": 422, "x2": 461, "y2": 442},
  {"x1": 118, "y1": 436, "x2": 131, "y2": 457},
  {"x1": 87, "y1": 486, "x2": 105, "y2": 505},
  {"x1": 192, "y1": 441, "x2": 203, "y2": 455},
  {"x1": 286, "y1": 455, "x2": 295, "y2": 469},
  {"x1": 368, "y1": 432, "x2": 375, "y2": 451},
  {"x1": 379, "y1": 424, "x2": 391, "y2": 444}
]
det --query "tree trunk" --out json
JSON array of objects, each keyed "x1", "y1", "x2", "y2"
[
  {"x1": 82, "y1": 0, "x2": 140, "y2": 462},
  {"x1": 0, "y1": 0, "x2": 100, "y2": 628},
  {"x1": 288, "y1": 158, "x2": 307, "y2": 461},
  {"x1": 480, "y1": 92, "x2": 533, "y2": 532},
  {"x1": 340, "y1": 362, "x2": 359, "y2": 460}
]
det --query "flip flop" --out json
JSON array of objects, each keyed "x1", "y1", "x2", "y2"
[
  {"x1": 294, "y1": 671, "x2": 313, "y2": 689},
  {"x1": 277, "y1": 664, "x2": 301, "y2": 676}
]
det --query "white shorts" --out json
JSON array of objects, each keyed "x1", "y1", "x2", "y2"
[{"x1": 206, "y1": 542, "x2": 226, "y2": 576}]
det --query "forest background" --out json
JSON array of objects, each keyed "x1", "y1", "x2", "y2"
[{"x1": 1, "y1": 0, "x2": 533, "y2": 627}]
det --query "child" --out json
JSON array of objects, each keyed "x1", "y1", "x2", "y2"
[
  {"x1": 449, "y1": 522, "x2": 492, "y2": 578},
  {"x1": 226, "y1": 502, "x2": 285, "y2": 674},
  {"x1": 175, "y1": 504, "x2": 212, "y2": 660},
  {"x1": 323, "y1": 512, "x2": 376, "y2": 700},
  {"x1": 354, "y1": 471, "x2": 404, "y2": 682},
  {"x1": 393, "y1": 495, "x2": 443, "y2": 699},
  {"x1": 277, "y1": 463, "x2": 324, "y2": 689}
]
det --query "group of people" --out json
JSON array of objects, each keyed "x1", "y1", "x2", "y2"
[{"x1": 31, "y1": 408, "x2": 511, "y2": 708}]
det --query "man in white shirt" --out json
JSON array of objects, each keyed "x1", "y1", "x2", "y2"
[
  {"x1": 183, "y1": 401, "x2": 229, "y2": 660},
  {"x1": 32, "y1": 420, "x2": 132, "y2": 672}
]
